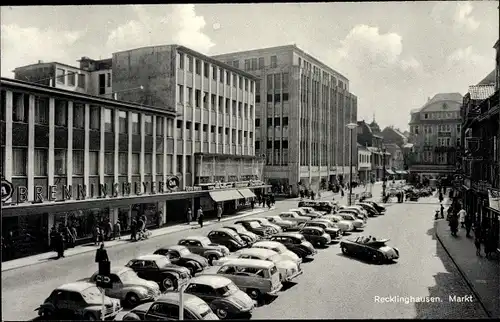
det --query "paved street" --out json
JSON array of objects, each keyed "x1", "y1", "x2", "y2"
[{"x1": 1, "y1": 184, "x2": 488, "y2": 320}]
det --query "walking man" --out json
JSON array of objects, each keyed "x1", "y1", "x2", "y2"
[
  {"x1": 186, "y1": 207, "x2": 192, "y2": 225},
  {"x1": 197, "y1": 207, "x2": 204, "y2": 228},
  {"x1": 114, "y1": 220, "x2": 121, "y2": 240},
  {"x1": 56, "y1": 230, "x2": 65, "y2": 259},
  {"x1": 217, "y1": 205, "x2": 223, "y2": 222},
  {"x1": 95, "y1": 243, "x2": 109, "y2": 263},
  {"x1": 458, "y1": 207, "x2": 466, "y2": 228},
  {"x1": 475, "y1": 230, "x2": 482, "y2": 256}
]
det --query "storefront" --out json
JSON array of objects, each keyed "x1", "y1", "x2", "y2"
[
  {"x1": 52, "y1": 208, "x2": 110, "y2": 242},
  {"x1": 487, "y1": 189, "x2": 500, "y2": 252},
  {"x1": 2, "y1": 213, "x2": 49, "y2": 262},
  {"x1": 131, "y1": 203, "x2": 160, "y2": 229}
]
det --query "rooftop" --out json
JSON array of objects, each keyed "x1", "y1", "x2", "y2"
[
  {"x1": 468, "y1": 85, "x2": 496, "y2": 100},
  {"x1": 477, "y1": 70, "x2": 496, "y2": 85}
]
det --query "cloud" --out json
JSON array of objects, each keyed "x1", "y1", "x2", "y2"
[
  {"x1": 454, "y1": 2, "x2": 480, "y2": 31},
  {"x1": 445, "y1": 46, "x2": 493, "y2": 84},
  {"x1": 432, "y1": 1, "x2": 480, "y2": 31},
  {"x1": 106, "y1": 4, "x2": 215, "y2": 54},
  {"x1": 1, "y1": 24, "x2": 84, "y2": 77}
]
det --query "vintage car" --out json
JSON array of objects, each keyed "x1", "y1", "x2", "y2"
[
  {"x1": 122, "y1": 292, "x2": 219, "y2": 321},
  {"x1": 36, "y1": 282, "x2": 122, "y2": 320},
  {"x1": 298, "y1": 200, "x2": 337, "y2": 213},
  {"x1": 365, "y1": 201, "x2": 386, "y2": 213},
  {"x1": 302, "y1": 220, "x2": 342, "y2": 241},
  {"x1": 184, "y1": 275, "x2": 255, "y2": 319},
  {"x1": 269, "y1": 233, "x2": 317, "y2": 259},
  {"x1": 356, "y1": 202, "x2": 380, "y2": 217},
  {"x1": 212, "y1": 248, "x2": 302, "y2": 283},
  {"x1": 321, "y1": 215, "x2": 355, "y2": 234},
  {"x1": 208, "y1": 228, "x2": 248, "y2": 252},
  {"x1": 223, "y1": 224, "x2": 260, "y2": 245},
  {"x1": 233, "y1": 220, "x2": 273, "y2": 237},
  {"x1": 201, "y1": 258, "x2": 282, "y2": 301},
  {"x1": 153, "y1": 245, "x2": 209, "y2": 276},
  {"x1": 178, "y1": 236, "x2": 231, "y2": 264},
  {"x1": 126, "y1": 255, "x2": 191, "y2": 291},
  {"x1": 235, "y1": 218, "x2": 280, "y2": 234},
  {"x1": 339, "y1": 206, "x2": 369, "y2": 220},
  {"x1": 279, "y1": 211, "x2": 310, "y2": 225},
  {"x1": 299, "y1": 226, "x2": 332, "y2": 247},
  {"x1": 340, "y1": 236, "x2": 400, "y2": 263},
  {"x1": 264, "y1": 216, "x2": 297, "y2": 231},
  {"x1": 88, "y1": 266, "x2": 160, "y2": 307},
  {"x1": 251, "y1": 241, "x2": 302, "y2": 266},
  {"x1": 288, "y1": 208, "x2": 309, "y2": 217},
  {"x1": 333, "y1": 213, "x2": 365, "y2": 231}
]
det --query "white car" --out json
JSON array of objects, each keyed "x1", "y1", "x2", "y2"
[
  {"x1": 279, "y1": 212, "x2": 310, "y2": 224},
  {"x1": 288, "y1": 208, "x2": 309, "y2": 217},
  {"x1": 333, "y1": 213, "x2": 365, "y2": 230},
  {"x1": 339, "y1": 209, "x2": 368, "y2": 223},
  {"x1": 251, "y1": 241, "x2": 302, "y2": 266},
  {"x1": 213, "y1": 248, "x2": 302, "y2": 283},
  {"x1": 321, "y1": 215, "x2": 354, "y2": 234}
]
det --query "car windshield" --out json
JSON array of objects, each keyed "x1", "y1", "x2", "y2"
[
  {"x1": 120, "y1": 270, "x2": 139, "y2": 282},
  {"x1": 154, "y1": 257, "x2": 170, "y2": 268},
  {"x1": 81, "y1": 286, "x2": 102, "y2": 305},
  {"x1": 198, "y1": 237, "x2": 211, "y2": 246},
  {"x1": 249, "y1": 222, "x2": 261, "y2": 228},
  {"x1": 215, "y1": 282, "x2": 239, "y2": 297}
]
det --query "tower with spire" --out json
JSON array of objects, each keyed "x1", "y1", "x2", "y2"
[{"x1": 369, "y1": 112, "x2": 381, "y2": 133}]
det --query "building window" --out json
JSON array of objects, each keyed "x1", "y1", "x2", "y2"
[
  {"x1": 144, "y1": 153, "x2": 152, "y2": 174},
  {"x1": 56, "y1": 68, "x2": 65, "y2": 84},
  {"x1": 73, "y1": 150, "x2": 84, "y2": 175},
  {"x1": 105, "y1": 152, "x2": 114, "y2": 174},
  {"x1": 274, "y1": 74, "x2": 281, "y2": 91},
  {"x1": 195, "y1": 60, "x2": 201, "y2": 75},
  {"x1": 283, "y1": 93, "x2": 289, "y2": 101},
  {"x1": 178, "y1": 52, "x2": 185, "y2": 69},
  {"x1": 131, "y1": 113, "x2": 139, "y2": 134},
  {"x1": 104, "y1": 108, "x2": 113, "y2": 132},
  {"x1": 202, "y1": 62, "x2": 209, "y2": 77},
  {"x1": 73, "y1": 103, "x2": 85, "y2": 128},
  {"x1": 176, "y1": 155, "x2": 183, "y2": 174},
  {"x1": 239, "y1": 76, "x2": 243, "y2": 89},
  {"x1": 176, "y1": 85, "x2": 184, "y2": 104},
  {"x1": 267, "y1": 94, "x2": 273, "y2": 102},
  {"x1": 54, "y1": 149, "x2": 67, "y2": 175},
  {"x1": 132, "y1": 153, "x2": 140, "y2": 174},
  {"x1": 166, "y1": 154, "x2": 173, "y2": 174},
  {"x1": 219, "y1": 69, "x2": 224, "y2": 83},
  {"x1": 118, "y1": 111, "x2": 128, "y2": 134},
  {"x1": 67, "y1": 72, "x2": 76, "y2": 86},
  {"x1": 166, "y1": 118, "x2": 174, "y2": 137},
  {"x1": 187, "y1": 55, "x2": 193, "y2": 72},
  {"x1": 34, "y1": 149, "x2": 48, "y2": 176},
  {"x1": 414, "y1": 126, "x2": 419, "y2": 135},
  {"x1": 270, "y1": 56, "x2": 277, "y2": 68},
  {"x1": 77, "y1": 74, "x2": 86, "y2": 89},
  {"x1": 187, "y1": 87, "x2": 193, "y2": 106},
  {"x1": 195, "y1": 90, "x2": 201, "y2": 108},
  {"x1": 35, "y1": 96, "x2": 49, "y2": 125},
  {"x1": 259, "y1": 57, "x2": 265, "y2": 69},
  {"x1": 89, "y1": 151, "x2": 99, "y2": 175},
  {"x1": 155, "y1": 154, "x2": 164, "y2": 174},
  {"x1": 156, "y1": 116, "x2": 164, "y2": 136},
  {"x1": 282, "y1": 72, "x2": 289, "y2": 90},
  {"x1": 226, "y1": 71, "x2": 230, "y2": 85},
  {"x1": 12, "y1": 148, "x2": 27, "y2": 176},
  {"x1": 212, "y1": 66, "x2": 217, "y2": 80},
  {"x1": 232, "y1": 60, "x2": 239, "y2": 68},
  {"x1": 267, "y1": 74, "x2": 273, "y2": 91},
  {"x1": 424, "y1": 113, "x2": 428, "y2": 119},
  {"x1": 107, "y1": 73, "x2": 111, "y2": 87},
  {"x1": 251, "y1": 58, "x2": 258, "y2": 70},
  {"x1": 144, "y1": 115, "x2": 153, "y2": 135},
  {"x1": 90, "y1": 105, "x2": 100, "y2": 130},
  {"x1": 119, "y1": 152, "x2": 127, "y2": 175},
  {"x1": 245, "y1": 59, "x2": 250, "y2": 71},
  {"x1": 12, "y1": 93, "x2": 29, "y2": 123},
  {"x1": 55, "y1": 99, "x2": 68, "y2": 127}
]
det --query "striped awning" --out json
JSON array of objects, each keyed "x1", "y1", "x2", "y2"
[
  {"x1": 209, "y1": 190, "x2": 244, "y2": 202},
  {"x1": 238, "y1": 188, "x2": 256, "y2": 199}
]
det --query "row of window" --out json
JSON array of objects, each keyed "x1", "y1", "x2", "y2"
[
  {"x1": 254, "y1": 140, "x2": 289, "y2": 150},
  {"x1": 265, "y1": 73, "x2": 290, "y2": 92},
  {"x1": 358, "y1": 154, "x2": 372, "y2": 164},
  {"x1": 254, "y1": 118, "x2": 289, "y2": 127},
  {"x1": 177, "y1": 53, "x2": 253, "y2": 92},
  {"x1": 412, "y1": 123, "x2": 461, "y2": 135},
  {"x1": 176, "y1": 86, "x2": 254, "y2": 115},
  {"x1": 298, "y1": 57, "x2": 346, "y2": 90},
  {"x1": 423, "y1": 111, "x2": 460, "y2": 120},
  {"x1": 55, "y1": 68, "x2": 86, "y2": 89},
  {"x1": 421, "y1": 151, "x2": 450, "y2": 164}
]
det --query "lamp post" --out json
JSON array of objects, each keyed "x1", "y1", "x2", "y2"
[
  {"x1": 382, "y1": 147, "x2": 387, "y2": 198},
  {"x1": 346, "y1": 123, "x2": 358, "y2": 206}
]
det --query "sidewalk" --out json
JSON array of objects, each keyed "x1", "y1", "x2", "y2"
[
  {"x1": 1, "y1": 206, "x2": 272, "y2": 272},
  {"x1": 435, "y1": 219, "x2": 499, "y2": 318}
]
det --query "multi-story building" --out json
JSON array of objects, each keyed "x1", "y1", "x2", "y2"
[
  {"x1": 408, "y1": 93, "x2": 462, "y2": 182},
  {"x1": 381, "y1": 126, "x2": 408, "y2": 147},
  {"x1": 357, "y1": 143, "x2": 372, "y2": 183},
  {"x1": 384, "y1": 143, "x2": 405, "y2": 174},
  {"x1": 357, "y1": 120, "x2": 390, "y2": 181},
  {"x1": 211, "y1": 45, "x2": 358, "y2": 195}
]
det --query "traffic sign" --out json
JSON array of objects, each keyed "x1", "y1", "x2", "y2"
[
  {"x1": 96, "y1": 275, "x2": 112, "y2": 289},
  {"x1": 1, "y1": 179, "x2": 13, "y2": 202}
]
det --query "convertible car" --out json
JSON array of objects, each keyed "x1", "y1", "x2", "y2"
[{"x1": 340, "y1": 236, "x2": 399, "y2": 263}]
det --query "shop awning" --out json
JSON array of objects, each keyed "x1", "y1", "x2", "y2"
[
  {"x1": 386, "y1": 169, "x2": 395, "y2": 175},
  {"x1": 395, "y1": 170, "x2": 407, "y2": 175},
  {"x1": 238, "y1": 188, "x2": 256, "y2": 199},
  {"x1": 209, "y1": 190, "x2": 244, "y2": 202}
]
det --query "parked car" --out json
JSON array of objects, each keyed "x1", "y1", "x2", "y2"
[
  {"x1": 297, "y1": 200, "x2": 338, "y2": 213},
  {"x1": 356, "y1": 202, "x2": 380, "y2": 216},
  {"x1": 339, "y1": 208, "x2": 368, "y2": 223},
  {"x1": 184, "y1": 275, "x2": 255, "y2": 319},
  {"x1": 88, "y1": 266, "x2": 160, "y2": 307},
  {"x1": 299, "y1": 210, "x2": 324, "y2": 219},
  {"x1": 321, "y1": 215, "x2": 355, "y2": 234},
  {"x1": 178, "y1": 236, "x2": 231, "y2": 264},
  {"x1": 264, "y1": 216, "x2": 297, "y2": 231},
  {"x1": 303, "y1": 220, "x2": 342, "y2": 241},
  {"x1": 279, "y1": 211, "x2": 310, "y2": 225},
  {"x1": 340, "y1": 236, "x2": 399, "y2": 263},
  {"x1": 269, "y1": 233, "x2": 317, "y2": 259},
  {"x1": 153, "y1": 245, "x2": 209, "y2": 276},
  {"x1": 288, "y1": 208, "x2": 309, "y2": 217},
  {"x1": 122, "y1": 292, "x2": 219, "y2": 321},
  {"x1": 249, "y1": 218, "x2": 282, "y2": 233},
  {"x1": 212, "y1": 248, "x2": 302, "y2": 283},
  {"x1": 333, "y1": 213, "x2": 365, "y2": 231},
  {"x1": 251, "y1": 241, "x2": 302, "y2": 266},
  {"x1": 208, "y1": 228, "x2": 248, "y2": 252},
  {"x1": 299, "y1": 227, "x2": 331, "y2": 247},
  {"x1": 201, "y1": 258, "x2": 282, "y2": 302},
  {"x1": 223, "y1": 224, "x2": 260, "y2": 245},
  {"x1": 233, "y1": 220, "x2": 273, "y2": 237},
  {"x1": 297, "y1": 207, "x2": 316, "y2": 214},
  {"x1": 235, "y1": 218, "x2": 280, "y2": 234},
  {"x1": 36, "y1": 282, "x2": 122, "y2": 320},
  {"x1": 365, "y1": 201, "x2": 386, "y2": 213},
  {"x1": 126, "y1": 255, "x2": 191, "y2": 291},
  {"x1": 339, "y1": 206, "x2": 368, "y2": 220}
]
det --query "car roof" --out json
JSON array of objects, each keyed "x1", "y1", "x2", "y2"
[
  {"x1": 189, "y1": 275, "x2": 232, "y2": 288},
  {"x1": 135, "y1": 254, "x2": 166, "y2": 261},
  {"x1": 253, "y1": 241, "x2": 285, "y2": 249},
  {"x1": 239, "y1": 248, "x2": 277, "y2": 257},
  {"x1": 211, "y1": 228, "x2": 237, "y2": 234},
  {"x1": 110, "y1": 266, "x2": 134, "y2": 274},
  {"x1": 157, "y1": 292, "x2": 205, "y2": 306},
  {"x1": 274, "y1": 232, "x2": 303, "y2": 239},
  {"x1": 288, "y1": 208, "x2": 304, "y2": 212},
  {"x1": 264, "y1": 215, "x2": 280, "y2": 219},
  {"x1": 183, "y1": 236, "x2": 209, "y2": 241},
  {"x1": 280, "y1": 212, "x2": 296, "y2": 215},
  {"x1": 57, "y1": 281, "x2": 96, "y2": 293},
  {"x1": 159, "y1": 245, "x2": 187, "y2": 252},
  {"x1": 302, "y1": 226, "x2": 324, "y2": 231},
  {"x1": 222, "y1": 258, "x2": 275, "y2": 268}
]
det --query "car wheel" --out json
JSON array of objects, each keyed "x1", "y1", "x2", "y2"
[
  {"x1": 126, "y1": 292, "x2": 140, "y2": 307},
  {"x1": 372, "y1": 254, "x2": 384, "y2": 264},
  {"x1": 187, "y1": 265, "x2": 196, "y2": 276},
  {"x1": 84, "y1": 313, "x2": 97, "y2": 321},
  {"x1": 247, "y1": 288, "x2": 261, "y2": 300},
  {"x1": 215, "y1": 307, "x2": 228, "y2": 319},
  {"x1": 208, "y1": 254, "x2": 218, "y2": 265},
  {"x1": 162, "y1": 277, "x2": 175, "y2": 291},
  {"x1": 341, "y1": 246, "x2": 348, "y2": 254},
  {"x1": 39, "y1": 309, "x2": 53, "y2": 318}
]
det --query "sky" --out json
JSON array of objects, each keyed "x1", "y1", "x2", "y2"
[{"x1": 1, "y1": 2, "x2": 498, "y2": 131}]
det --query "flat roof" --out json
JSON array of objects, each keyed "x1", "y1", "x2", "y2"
[
  {"x1": 1, "y1": 77, "x2": 177, "y2": 117},
  {"x1": 13, "y1": 61, "x2": 84, "y2": 72}
]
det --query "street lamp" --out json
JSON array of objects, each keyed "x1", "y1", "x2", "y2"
[
  {"x1": 382, "y1": 147, "x2": 387, "y2": 198},
  {"x1": 346, "y1": 123, "x2": 358, "y2": 206}
]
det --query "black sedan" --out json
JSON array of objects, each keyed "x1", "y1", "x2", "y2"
[
  {"x1": 234, "y1": 219, "x2": 273, "y2": 237},
  {"x1": 223, "y1": 224, "x2": 260, "y2": 245},
  {"x1": 340, "y1": 236, "x2": 399, "y2": 263},
  {"x1": 207, "y1": 228, "x2": 248, "y2": 252},
  {"x1": 365, "y1": 201, "x2": 386, "y2": 213},
  {"x1": 269, "y1": 233, "x2": 317, "y2": 259},
  {"x1": 356, "y1": 202, "x2": 380, "y2": 217},
  {"x1": 153, "y1": 245, "x2": 209, "y2": 276},
  {"x1": 126, "y1": 255, "x2": 191, "y2": 291}
]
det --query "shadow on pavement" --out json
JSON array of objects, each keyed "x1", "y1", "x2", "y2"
[
  {"x1": 301, "y1": 257, "x2": 314, "y2": 263},
  {"x1": 335, "y1": 252, "x2": 397, "y2": 265},
  {"x1": 281, "y1": 281, "x2": 298, "y2": 291}
]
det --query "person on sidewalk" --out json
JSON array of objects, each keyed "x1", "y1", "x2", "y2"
[
  {"x1": 465, "y1": 215, "x2": 473, "y2": 238},
  {"x1": 56, "y1": 231, "x2": 65, "y2": 259},
  {"x1": 93, "y1": 226, "x2": 100, "y2": 245},
  {"x1": 458, "y1": 208, "x2": 466, "y2": 228},
  {"x1": 114, "y1": 220, "x2": 121, "y2": 240},
  {"x1": 439, "y1": 192, "x2": 443, "y2": 204},
  {"x1": 130, "y1": 219, "x2": 137, "y2": 241},
  {"x1": 217, "y1": 205, "x2": 223, "y2": 221},
  {"x1": 186, "y1": 207, "x2": 192, "y2": 225},
  {"x1": 250, "y1": 199, "x2": 255, "y2": 210},
  {"x1": 266, "y1": 197, "x2": 271, "y2": 210},
  {"x1": 197, "y1": 207, "x2": 204, "y2": 228},
  {"x1": 475, "y1": 231, "x2": 482, "y2": 256},
  {"x1": 95, "y1": 243, "x2": 109, "y2": 263},
  {"x1": 485, "y1": 232, "x2": 496, "y2": 259}
]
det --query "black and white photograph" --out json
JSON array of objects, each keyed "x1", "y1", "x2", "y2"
[{"x1": 1, "y1": 2, "x2": 499, "y2": 320}]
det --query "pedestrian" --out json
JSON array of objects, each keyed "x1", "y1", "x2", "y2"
[
  {"x1": 458, "y1": 208, "x2": 466, "y2": 228},
  {"x1": 114, "y1": 220, "x2": 121, "y2": 240},
  {"x1": 440, "y1": 204, "x2": 444, "y2": 219},
  {"x1": 186, "y1": 207, "x2": 192, "y2": 225},
  {"x1": 56, "y1": 231, "x2": 65, "y2": 259},
  {"x1": 485, "y1": 233, "x2": 495, "y2": 259},
  {"x1": 93, "y1": 226, "x2": 100, "y2": 245},
  {"x1": 217, "y1": 205, "x2": 223, "y2": 221},
  {"x1": 439, "y1": 192, "x2": 443, "y2": 204},
  {"x1": 107, "y1": 220, "x2": 114, "y2": 240},
  {"x1": 197, "y1": 207, "x2": 204, "y2": 228},
  {"x1": 95, "y1": 243, "x2": 109, "y2": 263},
  {"x1": 250, "y1": 199, "x2": 255, "y2": 209},
  {"x1": 266, "y1": 197, "x2": 271, "y2": 210},
  {"x1": 130, "y1": 219, "x2": 137, "y2": 241},
  {"x1": 475, "y1": 231, "x2": 482, "y2": 256},
  {"x1": 311, "y1": 191, "x2": 315, "y2": 200},
  {"x1": 270, "y1": 194, "x2": 275, "y2": 205},
  {"x1": 465, "y1": 215, "x2": 472, "y2": 237},
  {"x1": 341, "y1": 189, "x2": 345, "y2": 197},
  {"x1": 157, "y1": 211, "x2": 163, "y2": 228}
]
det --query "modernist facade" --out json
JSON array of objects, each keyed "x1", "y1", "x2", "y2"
[
  {"x1": 212, "y1": 45, "x2": 358, "y2": 195},
  {"x1": 408, "y1": 93, "x2": 462, "y2": 181}
]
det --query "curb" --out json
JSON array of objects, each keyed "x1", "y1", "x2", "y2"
[
  {"x1": 1, "y1": 208, "x2": 269, "y2": 273},
  {"x1": 434, "y1": 226, "x2": 492, "y2": 318}
]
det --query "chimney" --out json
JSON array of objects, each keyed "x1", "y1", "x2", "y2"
[{"x1": 38, "y1": 60, "x2": 44, "y2": 64}]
